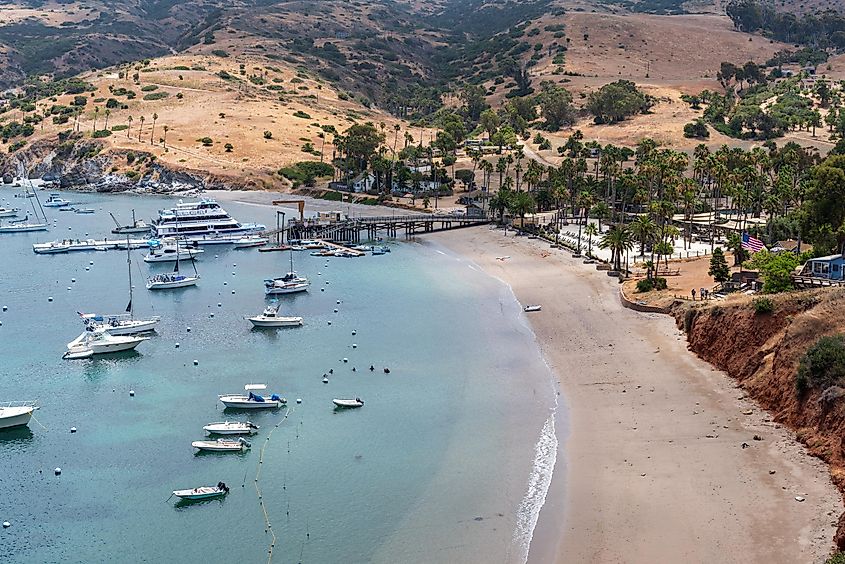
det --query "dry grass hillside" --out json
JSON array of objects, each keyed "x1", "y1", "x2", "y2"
[{"x1": 3, "y1": 53, "x2": 427, "y2": 189}]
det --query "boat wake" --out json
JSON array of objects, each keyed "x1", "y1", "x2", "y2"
[{"x1": 512, "y1": 413, "x2": 558, "y2": 564}]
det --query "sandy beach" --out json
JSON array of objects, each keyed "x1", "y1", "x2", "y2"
[{"x1": 429, "y1": 226, "x2": 842, "y2": 564}]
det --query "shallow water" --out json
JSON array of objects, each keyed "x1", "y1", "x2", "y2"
[{"x1": 0, "y1": 187, "x2": 558, "y2": 563}]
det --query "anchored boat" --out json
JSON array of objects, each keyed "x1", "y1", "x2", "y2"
[
  {"x1": 333, "y1": 398, "x2": 365, "y2": 409},
  {"x1": 0, "y1": 401, "x2": 38, "y2": 430},
  {"x1": 203, "y1": 421, "x2": 259, "y2": 436},
  {"x1": 192, "y1": 438, "x2": 251, "y2": 452},
  {"x1": 219, "y1": 384, "x2": 286, "y2": 409},
  {"x1": 172, "y1": 482, "x2": 230, "y2": 501},
  {"x1": 248, "y1": 304, "x2": 302, "y2": 327},
  {"x1": 64, "y1": 327, "x2": 148, "y2": 358}
]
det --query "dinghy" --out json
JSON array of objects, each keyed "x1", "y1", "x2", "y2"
[
  {"x1": 192, "y1": 438, "x2": 251, "y2": 452},
  {"x1": 333, "y1": 398, "x2": 364, "y2": 409},
  {"x1": 203, "y1": 421, "x2": 259, "y2": 436}
]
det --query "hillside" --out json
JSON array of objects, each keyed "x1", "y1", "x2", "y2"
[{"x1": 0, "y1": 53, "x2": 426, "y2": 191}]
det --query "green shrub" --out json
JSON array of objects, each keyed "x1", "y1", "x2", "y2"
[
  {"x1": 211, "y1": 50, "x2": 229, "y2": 58},
  {"x1": 8, "y1": 140, "x2": 26, "y2": 153},
  {"x1": 92, "y1": 129, "x2": 112, "y2": 138},
  {"x1": 263, "y1": 130, "x2": 273, "y2": 139},
  {"x1": 653, "y1": 277, "x2": 667, "y2": 290},
  {"x1": 797, "y1": 334, "x2": 845, "y2": 393},
  {"x1": 278, "y1": 161, "x2": 333, "y2": 187},
  {"x1": 197, "y1": 137, "x2": 213, "y2": 146},
  {"x1": 752, "y1": 296, "x2": 774, "y2": 314},
  {"x1": 143, "y1": 92, "x2": 169, "y2": 101},
  {"x1": 125, "y1": 170, "x2": 139, "y2": 179},
  {"x1": 141, "y1": 85, "x2": 158, "y2": 92},
  {"x1": 292, "y1": 110, "x2": 311, "y2": 119},
  {"x1": 636, "y1": 278, "x2": 654, "y2": 292},
  {"x1": 111, "y1": 125, "x2": 128, "y2": 131},
  {"x1": 825, "y1": 552, "x2": 845, "y2": 564}
]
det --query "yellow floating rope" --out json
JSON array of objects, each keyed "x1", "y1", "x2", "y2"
[{"x1": 254, "y1": 404, "x2": 295, "y2": 564}]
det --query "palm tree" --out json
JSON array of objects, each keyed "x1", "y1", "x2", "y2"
[
  {"x1": 599, "y1": 225, "x2": 634, "y2": 272},
  {"x1": 585, "y1": 223, "x2": 598, "y2": 257},
  {"x1": 127, "y1": 115, "x2": 133, "y2": 138},
  {"x1": 162, "y1": 125, "x2": 169, "y2": 149},
  {"x1": 629, "y1": 215, "x2": 658, "y2": 257},
  {"x1": 104, "y1": 109, "x2": 110, "y2": 131},
  {"x1": 508, "y1": 191, "x2": 536, "y2": 225},
  {"x1": 489, "y1": 190, "x2": 512, "y2": 223},
  {"x1": 93, "y1": 106, "x2": 99, "y2": 132},
  {"x1": 138, "y1": 116, "x2": 145, "y2": 142},
  {"x1": 150, "y1": 113, "x2": 158, "y2": 144}
]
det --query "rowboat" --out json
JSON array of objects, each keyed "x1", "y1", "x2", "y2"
[
  {"x1": 203, "y1": 421, "x2": 259, "y2": 435},
  {"x1": 192, "y1": 438, "x2": 251, "y2": 452},
  {"x1": 172, "y1": 482, "x2": 229, "y2": 500},
  {"x1": 333, "y1": 398, "x2": 364, "y2": 409}
]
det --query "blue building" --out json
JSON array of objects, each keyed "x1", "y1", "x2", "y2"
[{"x1": 797, "y1": 254, "x2": 845, "y2": 281}]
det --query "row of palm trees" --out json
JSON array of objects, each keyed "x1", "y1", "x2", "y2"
[{"x1": 481, "y1": 133, "x2": 819, "y2": 270}]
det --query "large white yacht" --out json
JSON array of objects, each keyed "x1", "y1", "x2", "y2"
[{"x1": 152, "y1": 198, "x2": 265, "y2": 240}]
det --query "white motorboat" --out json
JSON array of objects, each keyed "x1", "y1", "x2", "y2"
[
  {"x1": 0, "y1": 401, "x2": 38, "y2": 430},
  {"x1": 219, "y1": 384, "x2": 286, "y2": 409},
  {"x1": 172, "y1": 482, "x2": 229, "y2": 501},
  {"x1": 333, "y1": 398, "x2": 364, "y2": 409},
  {"x1": 111, "y1": 210, "x2": 152, "y2": 234},
  {"x1": 248, "y1": 304, "x2": 303, "y2": 327},
  {"x1": 64, "y1": 327, "x2": 148, "y2": 358},
  {"x1": 144, "y1": 245, "x2": 203, "y2": 263},
  {"x1": 43, "y1": 194, "x2": 71, "y2": 208},
  {"x1": 80, "y1": 313, "x2": 161, "y2": 335},
  {"x1": 203, "y1": 421, "x2": 259, "y2": 435},
  {"x1": 233, "y1": 236, "x2": 269, "y2": 249},
  {"x1": 192, "y1": 438, "x2": 251, "y2": 452},
  {"x1": 523, "y1": 305, "x2": 542, "y2": 312},
  {"x1": 0, "y1": 207, "x2": 19, "y2": 218},
  {"x1": 32, "y1": 240, "x2": 71, "y2": 254},
  {"x1": 73, "y1": 208, "x2": 95, "y2": 214}
]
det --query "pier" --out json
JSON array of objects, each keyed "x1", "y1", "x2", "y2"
[{"x1": 263, "y1": 213, "x2": 491, "y2": 244}]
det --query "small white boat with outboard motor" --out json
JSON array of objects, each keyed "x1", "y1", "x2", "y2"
[
  {"x1": 191, "y1": 438, "x2": 251, "y2": 452},
  {"x1": 0, "y1": 401, "x2": 38, "y2": 430},
  {"x1": 219, "y1": 384, "x2": 286, "y2": 409},
  {"x1": 0, "y1": 207, "x2": 20, "y2": 218},
  {"x1": 203, "y1": 421, "x2": 260, "y2": 436},
  {"x1": 248, "y1": 304, "x2": 302, "y2": 328},
  {"x1": 172, "y1": 482, "x2": 230, "y2": 501},
  {"x1": 333, "y1": 398, "x2": 364, "y2": 409}
]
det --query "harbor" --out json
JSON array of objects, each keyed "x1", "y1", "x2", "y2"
[{"x1": 0, "y1": 186, "x2": 557, "y2": 564}]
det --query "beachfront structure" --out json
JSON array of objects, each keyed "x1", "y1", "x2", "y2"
[{"x1": 796, "y1": 254, "x2": 845, "y2": 281}]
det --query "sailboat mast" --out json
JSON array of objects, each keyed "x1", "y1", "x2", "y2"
[{"x1": 126, "y1": 236, "x2": 133, "y2": 319}]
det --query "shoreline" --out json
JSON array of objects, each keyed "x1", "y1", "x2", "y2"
[{"x1": 428, "y1": 226, "x2": 842, "y2": 564}]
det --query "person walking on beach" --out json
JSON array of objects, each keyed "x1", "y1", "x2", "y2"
[
  {"x1": 700, "y1": 287, "x2": 706, "y2": 300},
  {"x1": 691, "y1": 288, "x2": 697, "y2": 301}
]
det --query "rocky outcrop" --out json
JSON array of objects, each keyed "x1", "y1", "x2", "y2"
[
  {"x1": 675, "y1": 289, "x2": 845, "y2": 550},
  {"x1": 0, "y1": 135, "x2": 259, "y2": 193}
]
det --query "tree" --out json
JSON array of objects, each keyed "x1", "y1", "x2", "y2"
[
  {"x1": 162, "y1": 125, "x2": 169, "y2": 149},
  {"x1": 708, "y1": 247, "x2": 731, "y2": 283},
  {"x1": 726, "y1": 232, "x2": 748, "y2": 266},
  {"x1": 343, "y1": 123, "x2": 385, "y2": 173},
  {"x1": 127, "y1": 115, "x2": 133, "y2": 138},
  {"x1": 150, "y1": 112, "x2": 157, "y2": 144},
  {"x1": 629, "y1": 215, "x2": 658, "y2": 257},
  {"x1": 585, "y1": 222, "x2": 598, "y2": 256},
  {"x1": 138, "y1": 116, "x2": 145, "y2": 142},
  {"x1": 683, "y1": 119, "x2": 709, "y2": 139},
  {"x1": 224, "y1": 143, "x2": 234, "y2": 152},
  {"x1": 746, "y1": 250, "x2": 800, "y2": 293},
  {"x1": 104, "y1": 109, "x2": 110, "y2": 131},
  {"x1": 537, "y1": 81, "x2": 575, "y2": 131},
  {"x1": 586, "y1": 80, "x2": 654, "y2": 124},
  {"x1": 461, "y1": 84, "x2": 488, "y2": 122},
  {"x1": 479, "y1": 109, "x2": 499, "y2": 140},
  {"x1": 598, "y1": 225, "x2": 633, "y2": 271},
  {"x1": 489, "y1": 189, "x2": 512, "y2": 222},
  {"x1": 93, "y1": 106, "x2": 99, "y2": 132},
  {"x1": 508, "y1": 191, "x2": 536, "y2": 222}
]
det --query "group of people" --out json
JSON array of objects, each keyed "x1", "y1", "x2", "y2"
[{"x1": 690, "y1": 287, "x2": 711, "y2": 301}]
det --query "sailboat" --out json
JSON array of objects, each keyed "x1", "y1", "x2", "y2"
[
  {"x1": 80, "y1": 238, "x2": 161, "y2": 334},
  {"x1": 264, "y1": 248, "x2": 309, "y2": 295},
  {"x1": 0, "y1": 178, "x2": 48, "y2": 232},
  {"x1": 111, "y1": 210, "x2": 152, "y2": 234},
  {"x1": 146, "y1": 236, "x2": 200, "y2": 290}
]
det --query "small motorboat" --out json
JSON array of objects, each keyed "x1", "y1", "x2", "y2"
[
  {"x1": 192, "y1": 438, "x2": 251, "y2": 452},
  {"x1": 371, "y1": 245, "x2": 390, "y2": 255},
  {"x1": 0, "y1": 401, "x2": 38, "y2": 430},
  {"x1": 523, "y1": 305, "x2": 542, "y2": 312},
  {"x1": 219, "y1": 384, "x2": 286, "y2": 409},
  {"x1": 64, "y1": 327, "x2": 148, "y2": 358},
  {"x1": 248, "y1": 304, "x2": 303, "y2": 328},
  {"x1": 73, "y1": 208, "x2": 95, "y2": 214},
  {"x1": 333, "y1": 398, "x2": 364, "y2": 409},
  {"x1": 43, "y1": 194, "x2": 71, "y2": 208},
  {"x1": 233, "y1": 236, "x2": 269, "y2": 249},
  {"x1": 203, "y1": 421, "x2": 260, "y2": 436},
  {"x1": 172, "y1": 482, "x2": 230, "y2": 501},
  {"x1": 0, "y1": 207, "x2": 19, "y2": 218},
  {"x1": 33, "y1": 241, "x2": 71, "y2": 254}
]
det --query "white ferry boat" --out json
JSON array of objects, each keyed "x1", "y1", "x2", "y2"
[{"x1": 152, "y1": 199, "x2": 265, "y2": 240}]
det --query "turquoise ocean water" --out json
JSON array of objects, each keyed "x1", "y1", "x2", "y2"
[{"x1": 0, "y1": 187, "x2": 558, "y2": 563}]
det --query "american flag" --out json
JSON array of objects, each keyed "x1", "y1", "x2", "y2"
[{"x1": 741, "y1": 232, "x2": 765, "y2": 253}]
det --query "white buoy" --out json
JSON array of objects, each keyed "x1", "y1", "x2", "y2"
[
  {"x1": 318, "y1": 272, "x2": 322, "y2": 276},
  {"x1": 217, "y1": 303, "x2": 222, "y2": 307},
  {"x1": 343, "y1": 358, "x2": 348, "y2": 363},
  {"x1": 67, "y1": 287, "x2": 71, "y2": 291},
  {"x1": 89, "y1": 261, "x2": 93, "y2": 266},
  {"x1": 327, "y1": 321, "x2": 332, "y2": 325},
  {"x1": 352, "y1": 330, "x2": 357, "y2": 335},
  {"x1": 47, "y1": 297, "x2": 53, "y2": 302},
  {"x1": 215, "y1": 254, "x2": 219, "y2": 259},
  {"x1": 186, "y1": 327, "x2": 191, "y2": 332},
  {"x1": 71, "y1": 278, "x2": 76, "y2": 283},
  {"x1": 296, "y1": 398, "x2": 302, "y2": 404},
  {"x1": 68, "y1": 227, "x2": 71, "y2": 231},
  {"x1": 209, "y1": 313, "x2": 214, "y2": 318},
  {"x1": 321, "y1": 288, "x2": 325, "y2": 292},
  {"x1": 232, "y1": 272, "x2": 236, "y2": 276},
  {"x1": 336, "y1": 300, "x2": 341, "y2": 305},
  {"x1": 70, "y1": 427, "x2": 77, "y2": 433},
  {"x1": 129, "y1": 390, "x2": 135, "y2": 397},
  {"x1": 233, "y1": 264, "x2": 237, "y2": 268},
  {"x1": 85, "y1": 267, "x2": 89, "y2": 271},
  {"x1": 54, "y1": 468, "x2": 61, "y2": 476},
  {"x1": 231, "y1": 290, "x2": 235, "y2": 294},
  {"x1": 352, "y1": 344, "x2": 357, "y2": 348},
  {"x1": 193, "y1": 360, "x2": 198, "y2": 366},
  {"x1": 223, "y1": 282, "x2": 227, "y2": 286},
  {"x1": 2, "y1": 306, "x2": 6, "y2": 311},
  {"x1": 333, "y1": 309, "x2": 338, "y2": 313},
  {"x1": 0, "y1": 321, "x2": 3, "y2": 326},
  {"x1": 322, "y1": 377, "x2": 328, "y2": 384},
  {"x1": 175, "y1": 343, "x2": 180, "y2": 348},
  {"x1": 2, "y1": 521, "x2": 9, "y2": 528}
]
